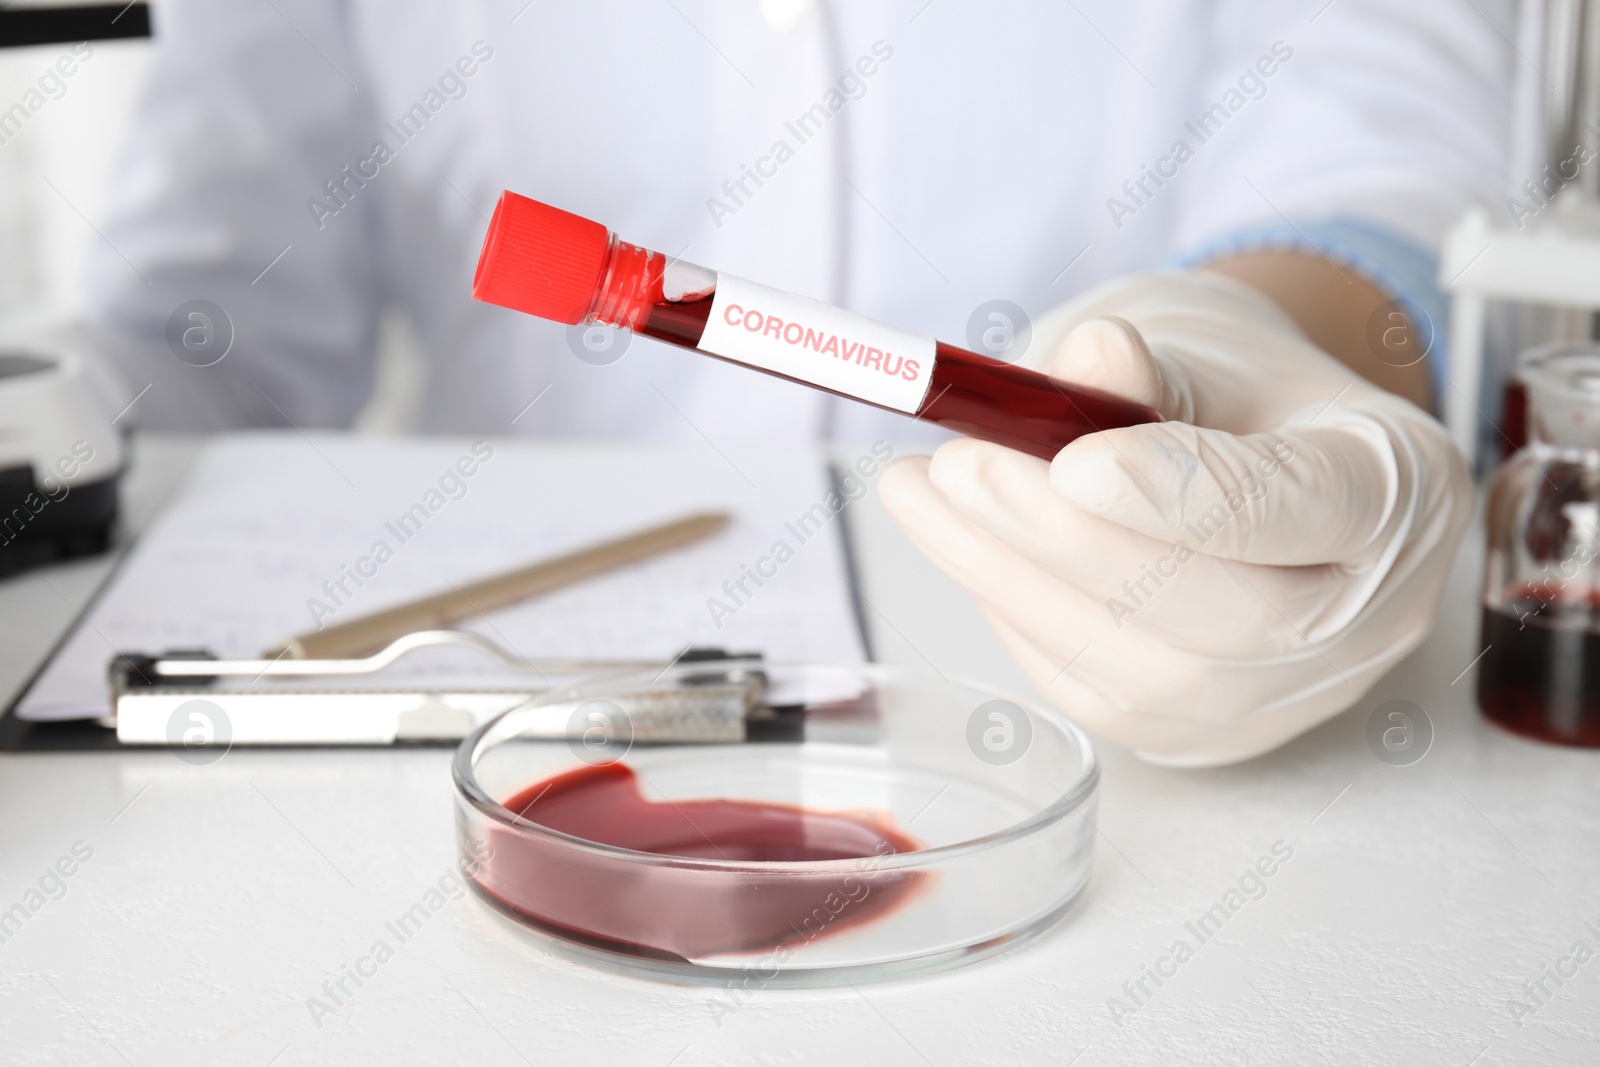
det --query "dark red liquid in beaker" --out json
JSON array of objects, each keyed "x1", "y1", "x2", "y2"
[
  {"x1": 1500, "y1": 379, "x2": 1527, "y2": 458},
  {"x1": 638, "y1": 296, "x2": 1158, "y2": 461},
  {"x1": 1478, "y1": 589, "x2": 1600, "y2": 746},
  {"x1": 469, "y1": 763, "x2": 925, "y2": 961}
]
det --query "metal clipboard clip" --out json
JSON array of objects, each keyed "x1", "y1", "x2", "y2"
[{"x1": 109, "y1": 631, "x2": 766, "y2": 747}]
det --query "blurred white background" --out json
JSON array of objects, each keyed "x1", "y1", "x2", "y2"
[
  {"x1": 0, "y1": 33, "x2": 150, "y2": 326},
  {"x1": 0, "y1": 7, "x2": 425, "y2": 431}
]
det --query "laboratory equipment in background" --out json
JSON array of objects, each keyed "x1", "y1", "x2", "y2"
[
  {"x1": 0, "y1": 5, "x2": 156, "y2": 577},
  {"x1": 1478, "y1": 343, "x2": 1600, "y2": 745},
  {"x1": 1441, "y1": 203, "x2": 1600, "y2": 464},
  {"x1": 0, "y1": 4, "x2": 150, "y2": 47},
  {"x1": 0, "y1": 338, "x2": 122, "y2": 577},
  {"x1": 1442, "y1": 0, "x2": 1600, "y2": 467}
]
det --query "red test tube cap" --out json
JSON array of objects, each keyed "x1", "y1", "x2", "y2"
[{"x1": 472, "y1": 192, "x2": 611, "y2": 325}]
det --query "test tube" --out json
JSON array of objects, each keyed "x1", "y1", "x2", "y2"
[{"x1": 472, "y1": 192, "x2": 1161, "y2": 460}]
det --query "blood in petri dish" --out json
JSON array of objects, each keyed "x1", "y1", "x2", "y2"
[
  {"x1": 469, "y1": 763, "x2": 925, "y2": 961},
  {"x1": 636, "y1": 296, "x2": 1157, "y2": 462},
  {"x1": 1478, "y1": 587, "x2": 1600, "y2": 746}
]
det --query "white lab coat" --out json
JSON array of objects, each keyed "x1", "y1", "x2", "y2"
[{"x1": 84, "y1": 0, "x2": 1512, "y2": 441}]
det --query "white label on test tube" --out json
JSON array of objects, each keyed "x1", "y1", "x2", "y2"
[{"x1": 699, "y1": 274, "x2": 935, "y2": 415}]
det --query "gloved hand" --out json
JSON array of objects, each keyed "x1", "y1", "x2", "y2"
[{"x1": 881, "y1": 272, "x2": 1472, "y2": 766}]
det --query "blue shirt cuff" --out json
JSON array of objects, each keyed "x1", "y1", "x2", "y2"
[{"x1": 1171, "y1": 217, "x2": 1447, "y2": 408}]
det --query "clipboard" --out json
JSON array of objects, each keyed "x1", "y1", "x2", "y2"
[
  {"x1": 100, "y1": 633, "x2": 880, "y2": 755},
  {"x1": 0, "y1": 448, "x2": 877, "y2": 752},
  {"x1": 110, "y1": 630, "x2": 663, "y2": 747}
]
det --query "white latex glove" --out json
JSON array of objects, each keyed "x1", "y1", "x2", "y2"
[{"x1": 881, "y1": 272, "x2": 1472, "y2": 766}]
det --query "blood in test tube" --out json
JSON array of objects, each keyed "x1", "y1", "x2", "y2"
[
  {"x1": 471, "y1": 192, "x2": 1161, "y2": 461},
  {"x1": 470, "y1": 763, "x2": 925, "y2": 960}
]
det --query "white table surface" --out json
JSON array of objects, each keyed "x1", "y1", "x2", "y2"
[{"x1": 1, "y1": 435, "x2": 1595, "y2": 1067}]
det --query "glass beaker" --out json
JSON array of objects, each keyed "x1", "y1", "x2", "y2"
[{"x1": 1479, "y1": 342, "x2": 1600, "y2": 745}]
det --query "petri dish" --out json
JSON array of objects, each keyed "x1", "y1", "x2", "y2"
[{"x1": 452, "y1": 661, "x2": 1097, "y2": 986}]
